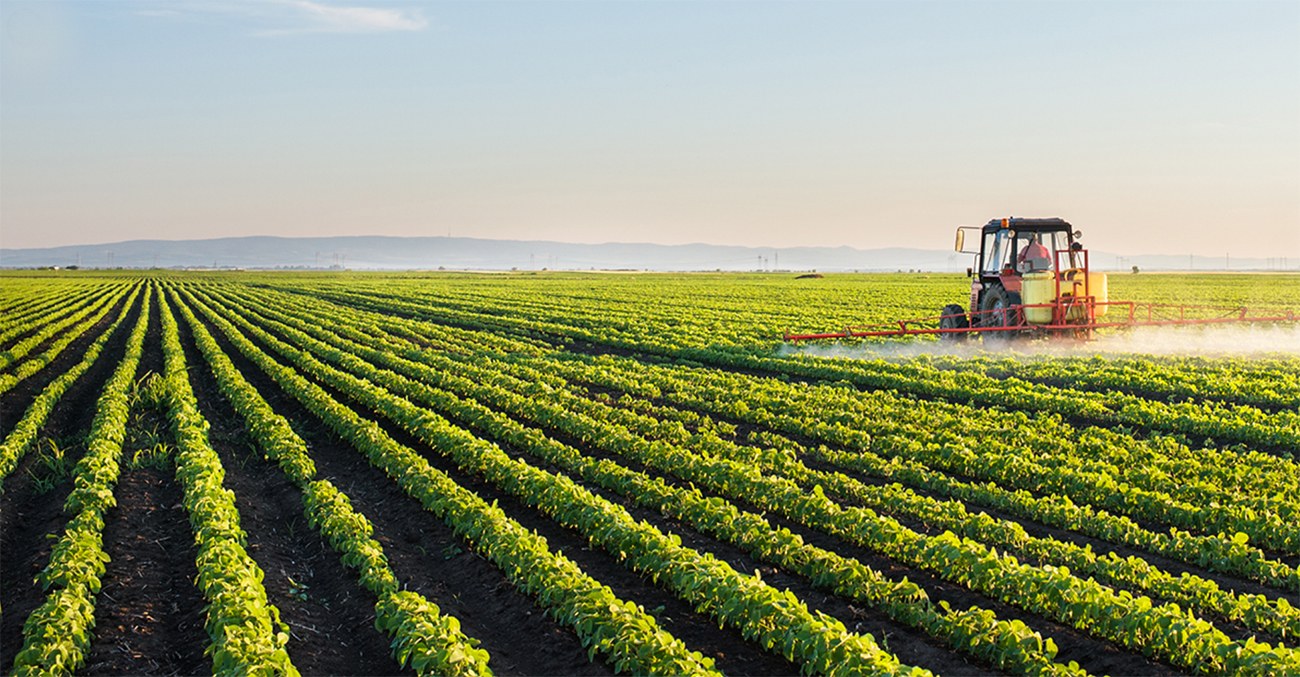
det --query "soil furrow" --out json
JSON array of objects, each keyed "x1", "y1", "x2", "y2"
[
  {"x1": 0, "y1": 292, "x2": 144, "y2": 664},
  {"x1": 173, "y1": 304, "x2": 401, "y2": 675},
  {"x1": 186, "y1": 302, "x2": 617, "y2": 676}
]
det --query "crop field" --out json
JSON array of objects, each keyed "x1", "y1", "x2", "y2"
[{"x1": 2, "y1": 271, "x2": 1299, "y2": 676}]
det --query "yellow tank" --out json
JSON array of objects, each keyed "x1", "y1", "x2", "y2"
[
  {"x1": 1021, "y1": 271, "x2": 1055, "y2": 324},
  {"x1": 1066, "y1": 270, "x2": 1108, "y2": 319},
  {"x1": 1021, "y1": 270, "x2": 1108, "y2": 324}
]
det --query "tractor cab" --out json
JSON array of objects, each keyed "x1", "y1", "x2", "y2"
[
  {"x1": 965, "y1": 217, "x2": 1081, "y2": 278},
  {"x1": 956, "y1": 218, "x2": 1082, "y2": 315},
  {"x1": 945, "y1": 217, "x2": 1102, "y2": 336}
]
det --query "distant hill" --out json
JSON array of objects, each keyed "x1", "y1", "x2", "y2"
[
  {"x1": 0, "y1": 236, "x2": 965, "y2": 272},
  {"x1": 0, "y1": 235, "x2": 1288, "y2": 272}
]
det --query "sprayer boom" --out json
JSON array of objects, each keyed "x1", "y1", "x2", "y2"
[{"x1": 783, "y1": 303, "x2": 1300, "y2": 342}]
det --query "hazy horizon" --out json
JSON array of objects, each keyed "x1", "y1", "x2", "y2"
[{"x1": 2, "y1": 0, "x2": 1297, "y2": 258}]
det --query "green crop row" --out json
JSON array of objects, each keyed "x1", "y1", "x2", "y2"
[
  {"x1": 0, "y1": 284, "x2": 145, "y2": 484},
  {"x1": 403, "y1": 356, "x2": 1293, "y2": 673},
  {"x1": 752, "y1": 351, "x2": 1300, "y2": 500},
  {"x1": 0, "y1": 285, "x2": 134, "y2": 398},
  {"x1": 391, "y1": 352, "x2": 1300, "y2": 673},
  {"x1": 177, "y1": 287, "x2": 722, "y2": 677},
  {"x1": 0, "y1": 282, "x2": 110, "y2": 346},
  {"x1": 185, "y1": 285, "x2": 922, "y2": 677},
  {"x1": 605, "y1": 352, "x2": 1300, "y2": 584},
  {"x1": 634, "y1": 348, "x2": 1300, "y2": 559},
  {"x1": 919, "y1": 353, "x2": 1300, "y2": 413},
  {"x1": 561, "y1": 356, "x2": 1299, "y2": 592},
  {"x1": 166, "y1": 285, "x2": 494, "y2": 676},
  {"x1": 198, "y1": 282, "x2": 1299, "y2": 674},
  {"x1": 225, "y1": 284, "x2": 1089, "y2": 676},
  {"x1": 229, "y1": 280, "x2": 1299, "y2": 591},
  {"x1": 343, "y1": 275, "x2": 1300, "y2": 512},
  {"x1": 157, "y1": 288, "x2": 299, "y2": 675},
  {"x1": 279, "y1": 279, "x2": 1300, "y2": 459},
  {"x1": 0, "y1": 283, "x2": 130, "y2": 373},
  {"x1": 469, "y1": 353, "x2": 1300, "y2": 641},
  {"x1": 10, "y1": 286, "x2": 151, "y2": 675}
]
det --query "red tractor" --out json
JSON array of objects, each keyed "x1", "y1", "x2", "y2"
[{"x1": 940, "y1": 216, "x2": 1104, "y2": 341}]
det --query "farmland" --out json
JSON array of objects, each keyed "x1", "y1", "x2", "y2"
[{"x1": 1, "y1": 271, "x2": 1298, "y2": 676}]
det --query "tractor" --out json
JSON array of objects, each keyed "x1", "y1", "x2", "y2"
[{"x1": 941, "y1": 216, "x2": 1105, "y2": 341}]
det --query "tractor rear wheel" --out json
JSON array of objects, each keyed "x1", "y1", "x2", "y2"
[
  {"x1": 938, "y1": 304, "x2": 969, "y2": 342},
  {"x1": 979, "y1": 284, "x2": 1023, "y2": 344}
]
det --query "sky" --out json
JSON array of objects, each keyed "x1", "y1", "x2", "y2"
[{"x1": 1, "y1": 0, "x2": 1297, "y2": 258}]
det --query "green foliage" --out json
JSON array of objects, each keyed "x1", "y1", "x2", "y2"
[
  {"x1": 12, "y1": 283, "x2": 151, "y2": 675},
  {"x1": 8, "y1": 270, "x2": 1297, "y2": 676}
]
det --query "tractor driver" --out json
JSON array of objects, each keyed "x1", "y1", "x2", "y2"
[{"x1": 1018, "y1": 234, "x2": 1052, "y2": 273}]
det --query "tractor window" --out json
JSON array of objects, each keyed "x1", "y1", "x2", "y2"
[
  {"x1": 1015, "y1": 232, "x2": 1056, "y2": 273},
  {"x1": 982, "y1": 230, "x2": 1014, "y2": 274},
  {"x1": 1046, "y1": 231, "x2": 1069, "y2": 260},
  {"x1": 1014, "y1": 231, "x2": 1073, "y2": 273}
]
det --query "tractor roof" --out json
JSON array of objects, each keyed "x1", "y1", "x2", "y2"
[{"x1": 982, "y1": 217, "x2": 1074, "y2": 233}]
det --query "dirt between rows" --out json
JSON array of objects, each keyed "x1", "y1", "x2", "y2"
[
  {"x1": 0, "y1": 292, "x2": 133, "y2": 441},
  {"x1": 0, "y1": 291, "x2": 105, "y2": 354},
  {"x1": 253, "y1": 289, "x2": 1193, "y2": 675},
  {"x1": 80, "y1": 294, "x2": 207, "y2": 673},
  {"x1": 172, "y1": 304, "x2": 401, "y2": 674},
  {"x1": 627, "y1": 387, "x2": 1298, "y2": 610},
  {"x1": 185, "y1": 301, "x2": 619, "y2": 676},
  {"x1": 210, "y1": 288, "x2": 942, "y2": 675},
  {"x1": 565, "y1": 373, "x2": 1297, "y2": 648},
  {"x1": 0, "y1": 292, "x2": 142, "y2": 666},
  {"x1": 82, "y1": 459, "x2": 209, "y2": 674},
  {"x1": 385, "y1": 385, "x2": 998, "y2": 676},
  {"x1": 421, "y1": 370, "x2": 1179, "y2": 677}
]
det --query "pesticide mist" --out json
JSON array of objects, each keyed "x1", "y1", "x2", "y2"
[{"x1": 778, "y1": 324, "x2": 1300, "y2": 361}]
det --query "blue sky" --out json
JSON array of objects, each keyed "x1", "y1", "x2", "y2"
[{"x1": 2, "y1": 0, "x2": 1297, "y2": 258}]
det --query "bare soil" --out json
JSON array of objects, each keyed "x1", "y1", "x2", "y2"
[
  {"x1": 186, "y1": 301, "x2": 619, "y2": 676},
  {"x1": 174, "y1": 304, "x2": 401, "y2": 675},
  {"x1": 0, "y1": 293, "x2": 142, "y2": 665}
]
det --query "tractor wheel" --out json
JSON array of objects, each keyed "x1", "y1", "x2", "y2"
[
  {"x1": 938, "y1": 304, "x2": 969, "y2": 342},
  {"x1": 979, "y1": 285, "x2": 1023, "y2": 344}
]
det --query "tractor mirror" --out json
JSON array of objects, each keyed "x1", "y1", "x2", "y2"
[
  {"x1": 954, "y1": 226, "x2": 980, "y2": 254},
  {"x1": 1073, "y1": 230, "x2": 1083, "y2": 239}
]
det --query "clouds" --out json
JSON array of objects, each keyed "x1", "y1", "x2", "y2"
[
  {"x1": 140, "y1": 0, "x2": 428, "y2": 36},
  {"x1": 264, "y1": 0, "x2": 428, "y2": 35}
]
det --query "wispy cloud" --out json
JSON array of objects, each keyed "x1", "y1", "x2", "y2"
[
  {"x1": 263, "y1": 0, "x2": 427, "y2": 35},
  {"x1": 138, "y1": 0, "x2": 428, "y2": 36}
]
